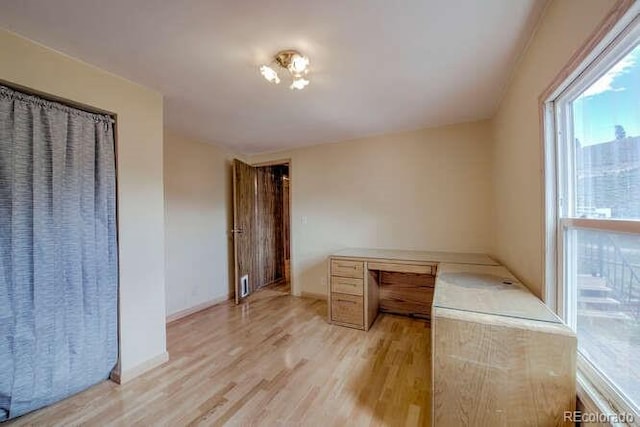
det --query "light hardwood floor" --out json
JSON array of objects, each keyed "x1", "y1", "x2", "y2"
[{"x1": 7, "y1": 287, "x2": 431, "y2": 426}]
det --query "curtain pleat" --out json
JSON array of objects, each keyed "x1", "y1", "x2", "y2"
[{"x1": 0, "y1": 85, "x2": 118, "y2": 420}]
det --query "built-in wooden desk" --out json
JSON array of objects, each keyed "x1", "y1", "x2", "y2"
[
  {"x1": 432, "y1": 263, "x2": 576, "y2": 426},
  {"x1": 327, "y1": 248, "x2": 577, "y2": 426},
  {"x1": 327, "y1": 248, "x2": 499, "y2": 330}
]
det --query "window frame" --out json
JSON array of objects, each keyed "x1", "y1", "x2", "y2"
[{"x1": 544, "y1": 6, "x2": 640, "y2": 423}]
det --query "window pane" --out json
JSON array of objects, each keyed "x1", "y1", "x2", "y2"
[
  {"x1": 571, "y1": 228, "x2": 640, "y2": 411},
  {"x1": 571, "y1": 43, "x2": 640, "y2": 220}
]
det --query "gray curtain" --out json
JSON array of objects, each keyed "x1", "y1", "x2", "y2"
[{"x1": 0, "y1": 85, "x2": 118, "y2": 421}]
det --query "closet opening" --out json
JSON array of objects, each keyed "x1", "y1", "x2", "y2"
[{"x1": 0, "y1": 81, "x2": 120, "y2": 420}]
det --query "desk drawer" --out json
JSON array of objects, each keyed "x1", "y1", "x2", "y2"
[
  {"x1": 367, "y1": 262, "x2": 435, "y2": 275},
  {"x1": 331, "y1": 259, "x2": 364, "y2": 279},
  {"x1": 331, "y1": 293, "x2": 364, "y2": 326},
  {"x1": 331, "y1": 276, "x2": 364, "y2": 296}
]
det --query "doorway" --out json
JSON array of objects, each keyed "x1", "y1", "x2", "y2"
[{"x1": 232, "y1": 159, "x2": 291, "y2": 302}]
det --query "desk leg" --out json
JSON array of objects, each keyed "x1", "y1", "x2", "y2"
[{"x1": 365, "y1": 267, "x2": 380, "y2": 330}]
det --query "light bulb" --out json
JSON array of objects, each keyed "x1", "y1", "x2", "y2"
[
  {"x1": 260, "y1": 65, "x2": 280, "y2": 84},
  {"x1": 288, "y1": 55, "x2": 309, "y2": 75},
  {"x1": 290, "y1": 77, "x2": 310, "y2": 90}
]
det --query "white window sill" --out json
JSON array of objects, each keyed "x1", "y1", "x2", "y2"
[{"x1": 577, "y1": 369, "x2": 639, "y2": 427}]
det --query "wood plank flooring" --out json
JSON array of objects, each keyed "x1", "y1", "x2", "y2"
[{"x1": 6, "y1": 287, "x2": 431, "y2": 426}]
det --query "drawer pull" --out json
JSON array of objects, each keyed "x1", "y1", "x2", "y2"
[
  {"x1": 337, "y1": 264, "x2": 357, "y2": 269},
  {"x1": 335, "y1": 281, "x2": 357, "y2": 286},
  {"x1": 331, "y1": 260, "x2": 364, "y2": 279},
  {"x1": 331, "y1": 292, "x2": 364, "y2": 326},
  {"x1": 331, "y1": 277, "x2": 363, "y2": 296}
]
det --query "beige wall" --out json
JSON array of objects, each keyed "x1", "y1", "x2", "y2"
[
  {"x1": 251, "y1": 121, "x2": 494, "y2": 297},
  {"x1": 164, "y1": 130, "x2": 235, "y2": 316},
  {"x1": 1, "y1": 0, "x2": 617, "y2": 377},
  {"x1": 0, "y1": 29, "x2": 166, "y2": 377},
  {"x1": 492, "y1": 0, "x2": 616, "y2": 298}
]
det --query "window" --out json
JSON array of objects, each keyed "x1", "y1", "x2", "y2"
[{"x1": 547, "y1": 13, "x2": 640, "y2": 419}]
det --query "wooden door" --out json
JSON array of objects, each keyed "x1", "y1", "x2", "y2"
[{"x1": 232, "y1": 159, "x2": 255, "y2": 303}]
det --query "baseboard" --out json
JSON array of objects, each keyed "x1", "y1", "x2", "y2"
[
  {"x1": 300, "y1": 291, "x2": 327, "y2": 301},
  {"x1": 166, "y1": 294, "x2": 231, "y2": 324},
  {"x1": 110, "y1": 351, "x2": 169, "y2": 384}
]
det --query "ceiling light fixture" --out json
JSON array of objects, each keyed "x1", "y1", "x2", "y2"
[
  {"x1": 260, "y1": 50, "x2": 310, "y2": 90},
  {"x1": 260, "y1": 65, "x2": 280, "y2": 84},
  {"x1": 290, "y1": 77, "x2": 309, "y2": 90}
]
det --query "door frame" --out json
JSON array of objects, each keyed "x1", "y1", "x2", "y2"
[{"x1": 251, "y1": 158, "x2": 294, "y2": 296}]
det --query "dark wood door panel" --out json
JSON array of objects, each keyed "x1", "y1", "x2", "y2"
[{"x1": 233, "y1": 159, "x2": 256, "y2": 302}]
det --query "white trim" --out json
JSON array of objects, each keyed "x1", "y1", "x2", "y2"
[
  {"x1": 558, "y1": 14, "x2": 640, "y2": 107},
  {"x1": 561, "y1": 218, "x2": 640, "y2": 234},
  {"x1": 543, "y1": 3, "x2": 640, "y2": 422},
  {"x1": 577, "y1": 371, "x2": 639, "y2": 427},
  {"x1": 544, "y1": 0, "x2": 640, "y2": 330},
  {"x1": 555, "y1": 215, "x2": 566, "y2": 321},
  {"x1": 166, "y1": 294, "x2": 231, "y2": 324},
  {"x1": 578, "y1": 357, "x2": 640, "y2": 426},
  {"x1": 564, "y1": 228, "x2": 578, "y2": 330},
  {"x1": 544, "y1": 2, "x2": 640, "y2": 102},
  {"x1": 543, "y1": 100, "x2": 558, "y2": 311},
  {"x1": 109, "y1": 351, "x2": 169, "y2": 384}
]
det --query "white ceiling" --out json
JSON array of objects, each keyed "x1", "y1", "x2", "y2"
[{"x1": 0, "y1": 0, "x2": 546, "y2": 154}]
